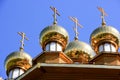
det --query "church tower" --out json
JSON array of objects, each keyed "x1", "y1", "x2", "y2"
[
  {"x1": 90, "y1": 7, "x2": 120, "y2": 65},
  {"x1": 64, "y1": 17, "x2": 95, "y2": 63},
  {"x1": 4, "y1": 32, "x2": 32, "y2": 79},
  {"x1": 33, "y1": 6, "x2": 72, "y2": 64}
]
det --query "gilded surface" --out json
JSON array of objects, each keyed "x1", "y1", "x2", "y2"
[
  {"x1": 4, "y1": 51, "x2": 32, "y2": 74},
  {"x1": 40, "y1": 25, "x2": 69, "y2": 39},
  {"x1": 90, "y1": 26, "x2": 120, "y2": 52},
  {"x1": 39, "y1": 25, "x2": 69, "y2": 50},
  {"x1": 64, "y1": 40, "x2": 95, "y2": 58},
  {"x1": 42, "y1": 32, "x2": 68, "y2": 50}
]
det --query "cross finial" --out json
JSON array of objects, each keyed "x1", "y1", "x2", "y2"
[
  {"x1": 18, "y1": 32, "x2": 28, "y2": 51},
  {"x1": 69, "y1": 16, "x2": 83, "y2": 40},
  {"x1": 97, "y1": 7, "x2": 107, "y2": 26},
  {"x1": 50, "y1": 6, "x2": 60, "y2": 25}
]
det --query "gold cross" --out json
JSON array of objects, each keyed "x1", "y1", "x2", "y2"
[
  {"x1": 50, "y1": 6, "x2": 60, "y2": 24},
  {"x1": 18, "y1": 32, "x2": 28, "y2": 51},
  {"x1": 97, "y1": 7, "x2": 107, "y2": 26},
  {"x1": 69, "y1": 16, "x2": 83, "y2": 40}
]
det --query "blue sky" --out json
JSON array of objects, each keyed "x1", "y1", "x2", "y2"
[{"x1": 0, "y1": 0, "x2": 120, "y2": 79}]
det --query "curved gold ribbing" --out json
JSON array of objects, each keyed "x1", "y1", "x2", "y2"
[
  {"x1": 90, "y1": 26, "x2": 120, "y2": 53},
  {"x1": 64, "y1": 40, "x2": 95, "y2": 59},
  {"x1": 4, "y1": 51, "x2": 32, "y2": 75},
  {"x1": 40, "y1": 25, "x2": 69, "y2": 51}
]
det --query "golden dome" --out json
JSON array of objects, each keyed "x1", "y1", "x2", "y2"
[
  {"x1": 4, "y1": 51, "x2": 32, "y2": 75},
  {"x1": 40, "y1": 24, "x2": 69, "y2": 50},
  {"x1": 64, "y1": 40, "x2": 95, "y2": 59},
  {"x1": 90, "y1": 26, "x2": 120, "y2": 53}
]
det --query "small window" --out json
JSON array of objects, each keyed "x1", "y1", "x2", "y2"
[
  {"x1": 8, "y1": 70, "x2": 13, "y2": 79},
  {"x1": 8, "y1": 68, "x2": 24, "y2": 79},
  {"x1": 50, "y1": 42, "x2": 56, "y2": 51},
  {"x1": 57, "y1": 43, "x2": 62, "y2": 51},
  {"x1": 104, "y1": 43, "x2": 110, "y2": 52},
  {"x1": 20, "y1": 69, "x2": 24, "y2": 75},
  {"x1": 111, "y1": 44, "x2": 116, "y2": 52},
  {"x1": 45, "y1": 44, "x2": 50, "y2": 51},
  {"x1": 45, "y1": 42, "x2": 62, "y2": 51},
  {"x1": 12, "y1": 68, "x2": 19, "y2": 78},
  {"x1": 99, "y1": 45, "x2": 103, "y2": 52},
  {"x1": 99, "y1": 43, "x2": 116, "y2": 53}
]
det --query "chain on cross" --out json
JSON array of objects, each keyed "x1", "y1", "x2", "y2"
[
  {"x1": 50, "y1": 6, "x2": 60, "y2": 25},
  {"x1": 69, "y1": 16, "x2": 83, "y2": 40},
  {"x1": 18, "y1": 32, "x2": 28, "y2": 51}
]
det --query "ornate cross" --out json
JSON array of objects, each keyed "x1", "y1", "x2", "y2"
[
  {"x1": 69, "y1": 16, "x2": 83, "y2": 40},
  {"x1": 97, "y1": 7, "x2": 107, "y2": 26},
  {"x1": 18, "y1": 32, "x2": 28, "y2": 51},
  {"x1": 50, "y1": 6, "x2": 60, "y2": 24}
]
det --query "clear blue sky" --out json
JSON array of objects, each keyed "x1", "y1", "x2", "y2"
[{"x1": 0, "y1": 0, "x2": 120, "y2": 79}]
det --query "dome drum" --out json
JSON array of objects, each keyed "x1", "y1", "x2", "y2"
[
  {"x1": 93, "y1": 39, "x2": 118, "y2": 53},
  {"x1": 40, "y1": 25, "x2": 69, "y2": 51},
  {"x1": 41, "y1": 32, "x2": 68, "y2": 51},
  {"x1": 4, "y1": 51, "x2": 32, "y2": 75},
  {"x1": 91, "y1": 33, "x2": 119, "y2": 53},
  {"x1": 5, "y1": 58, "x2": 31, "y2": 75},
  {"x1": 90, "y1": 26, "x2": 120, "y2": 53}
]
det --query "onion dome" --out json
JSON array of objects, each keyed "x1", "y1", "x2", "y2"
[
  {"x1": 4, "y1": 51, "x2": 32, "y2": 75},
  {"x1": 90, "y1": 26, "x2": 120, "y2": 53},
  {"x1": 64, "y1": 40, "x2": 95, "y2": 59},
  {"x1": 90, "y1": 7, "x2": 120, "y2": 53},
  {"x1": 40, "y1": 25, "x2": 69, "y2": 51},
  {"x1": 4, "y1": 32, "x2": 32, "y2": 76},
  {"x1": 64, "y1": 17, "x2": 95, "y2": 63},
  {"x1": 39, "y1": 6, "x2": 69, "y2": 51}
]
